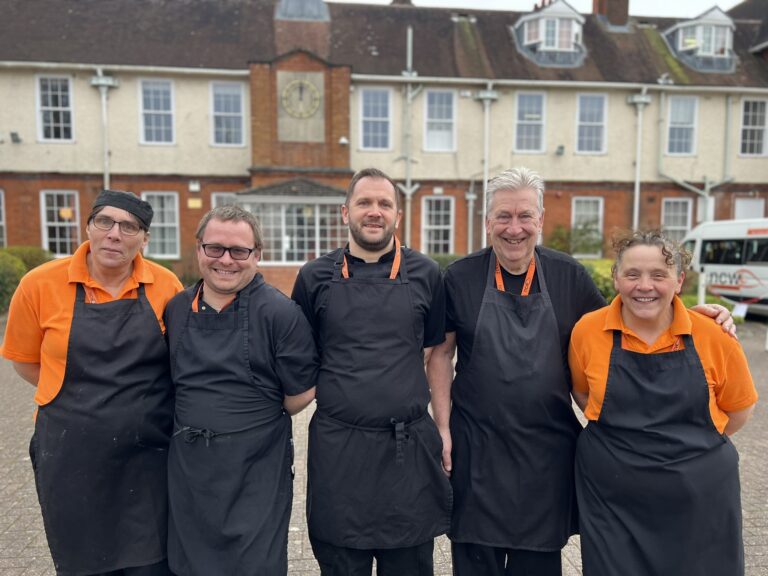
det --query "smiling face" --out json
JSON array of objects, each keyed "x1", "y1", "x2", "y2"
[
  {"x1": 614, "y1": 244, "x2": 684, "y2": 326},
  {"x1": 342, "y1": 176, "x2": 402, "y2": 257},
  {"x1": 486, "y1": 187, "x2": 543, "y2": 274},
  {"x1": 86, "y1": 206, "x2": 149, "y2": 273},
  {"x1": 197, "y1": 218, "x2": 260, "y2": 300}
]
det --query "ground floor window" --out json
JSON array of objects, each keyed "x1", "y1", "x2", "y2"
[
  {"x1": 142, "y1": 192, "x2": 180, "y2": 259},
  {"x1": 238, "y1": 201, "x2": 347, "y2": 264},
  {"x1": 422, "y1": 196, "x2": 454, "y2": 255},
  {"x1": 40, "y1": 190, "x2": 79, "y2": 256},
  {"x1": 662, "y1": 198, "x2": 692, "y2": 243},
  {"x1": 571, "y1": 196, "x2": 603, "y2": 258}
]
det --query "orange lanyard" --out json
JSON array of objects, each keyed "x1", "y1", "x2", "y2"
[
  {"x1": 342, "y1": 237, "x2": 401, "y2": 280},
  {"x1": 495, "y1": 255, "x2": 536, "y2": 296},
  {"x1": 191, "y1": 283, "x2": 234, "y2": 312}
]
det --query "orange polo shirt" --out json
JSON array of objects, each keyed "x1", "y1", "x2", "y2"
[
  {"x1": 1, "y1": 241, "x2": 183, "y2": 407},
  {"x1": 569, "y1": 295, "x2": 758, "y2": 434}
]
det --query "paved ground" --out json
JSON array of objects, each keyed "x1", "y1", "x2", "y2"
[{"x1": 1, "y1": 321, "x2": 767, "y2": 575}]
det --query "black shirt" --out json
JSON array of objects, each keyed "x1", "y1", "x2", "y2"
[
  {"x1": 166, "y1": 274, "x2": 318, "y2": 402},
  {"x1": 445, "y1": 246, "x2": 606, "y2": 374},
  {"x1": 291, "y1": 245, "x2": 446, "y2": 350}
]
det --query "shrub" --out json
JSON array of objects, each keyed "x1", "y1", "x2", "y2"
[
  {"x1": 580, "y1": 258, "x2": 616, "y2": 302},
  {"x1": 430, "y1": 253, "x2": 463, "y2": 271},
  {"x1": 0, "y1": 252, "x2": 27, "y2": 312},
  {"x1": 2, "y1": 246, "x2": 54, "y2": 271}
]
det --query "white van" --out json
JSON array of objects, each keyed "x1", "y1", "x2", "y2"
[{"x1": 683, "y1": 219, "x2": 768, "y2": 315}]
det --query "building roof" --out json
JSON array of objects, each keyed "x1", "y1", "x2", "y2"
[
  {"x1": 728, "y1": 0, "x2": 767, "y2": 21},
  {"x1": 238, "y1": 178, "x2": 345, "y2": 197},
  {"x1": 1, "y1": 0, "x2": 766, "y2": 87}
]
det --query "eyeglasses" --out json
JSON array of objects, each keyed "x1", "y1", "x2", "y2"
[
  {"x1": 200, "y1": 244, "x2": 256, "y2": 261},
  {"x1": 92, "y1": 215, "x2": 144, "y2": 236}
]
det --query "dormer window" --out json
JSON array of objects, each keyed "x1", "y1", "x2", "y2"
[
  {"x1": 677, "y1": 24, "x2": 731, "y2": 57},
  {"x1": 524, "y1": 18, "x2": 581, "y2": 51},
  {"x1": 514, "y1": 0, "x2": 586, "y2": 67},
  {"x1": 664, "y1": 7, "x2": 735, "y2": 73}
]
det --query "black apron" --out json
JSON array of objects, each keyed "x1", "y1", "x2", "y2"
[
  {"x1": 449, "y1": 251, "x2": 581, "y2": 550},
  {"x1": 576, "y1": 331, "x2": 744, "y2": 576},
  {"x1": 307, "y1": 244, "x2": 452, "y2": 549},
  {"x1": 30, "y1": 283, "x2": 173, "y2": 575},
  {"x1": 167, "y1": 278, "x2": 294, "y2": 576}
]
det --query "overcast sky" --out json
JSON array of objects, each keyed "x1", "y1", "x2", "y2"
[{"x1": 327, "y1": 0, "x2": 743, "y2": 18}]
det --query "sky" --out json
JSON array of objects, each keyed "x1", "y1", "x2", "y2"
[{"x1": 327, "y1": 0, "x2": 744, "y2": 18}]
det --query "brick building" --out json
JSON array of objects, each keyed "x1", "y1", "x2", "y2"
[{"x1": 0, "y1": 0, "x2": 767, "y2": 293}]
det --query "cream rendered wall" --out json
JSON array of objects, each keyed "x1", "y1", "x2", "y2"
[
  {"x1": 107, "y1": 74, "x2": 250, "y2": 176},
  {"x1": 351, "y1": 81, "x2": 767, "y2": 186},
  {"x1": 0, "y1": 70, "x2": 103, "y2": 172},
  {"x1": 0, "y1": 69, "x2": 250, "y2": 177}
]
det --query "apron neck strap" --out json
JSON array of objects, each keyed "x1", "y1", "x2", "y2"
[
  {"x1": 495, "y1": 254, "x2": 536, "y2": 296},
  {"x1": 341, "y1": 236, "x2": 402, "y2": 280}
]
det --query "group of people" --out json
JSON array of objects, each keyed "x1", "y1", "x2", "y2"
[{"x1": 1, "y1": 167, "x2": 757, "y2": 576}]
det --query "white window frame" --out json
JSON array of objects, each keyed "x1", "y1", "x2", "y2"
[
  {"x1": 211, "y1": 192, "x2": 239, "y2": 208},
  {"x1": 359, "y1": 87, "x2": 393, "y2": 151},
  {"x1": 576, "y1": 93, "x2": 607, "y2": 155},
  {"x1": 421, "y1": 195, "x2": 455, "y2": 255},
  {"x1": 571, "y1": 196, "x2": 604, "y2": 259},
  {"x1": 238, "y1": 198, "x2": 348, "y2": 265},
  {"x1": 423, "y1": 89, "x2": 456, "y2": 152},
  {"x1": 139, "y1": 79, "x2": 175, "y2": 145},
  {"x1": 210, "y1": 81, "x2": 245, "y2": 147},
  {"x1": 662, "y1": 198, "x2": 693, "y2": 242},
  {"x1": 40, "y1": 190, "x2": 80, "y2": 257},
  {"x1": 514, "y1": 92, "x2": 546, "y2": 154},
  {"x1": 36, "y1": 75, "x2": 75, "y2": 143},
  {"x1": 666, "y1": 96, "x2": 698, "y2": 156},
  {"x1": 141, "y1": 192, "x2": 180, "y2": 259},
  {"x1": 524, "y1": 19, "x2": 540, "y2": 44},
  {"x1": 739, "y1": 98, "x2": 767, "y2": 157},
  {"x1": 0, "y1": 189, "x2": 6, "y2": 248},
  {"x1": 540, "y1": 18, "x2": 578, "y2": 51},
  {"x1": 678, "y1": 24, "x2": 731, "y2": 57}
]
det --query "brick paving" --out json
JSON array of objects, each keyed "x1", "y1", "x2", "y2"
[{"x1": 1, "y1": 321, "x2": 767, "y2": 575}]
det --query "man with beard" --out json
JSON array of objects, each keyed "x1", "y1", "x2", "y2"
[{"x1": 291, "y1": 168, "x2": 452, "y2": 576}]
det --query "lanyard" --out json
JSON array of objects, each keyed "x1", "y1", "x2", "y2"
[
  {"x1": 495, "y1": 255, "x2": 536, "y2": 296},
  {"x1": 342, "y1": 236, "x2": 402, "y2": 280}
]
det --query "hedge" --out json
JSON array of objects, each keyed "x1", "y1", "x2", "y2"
[
  {"x1": 1, "y1": 246, "x2": 54, "y2": 271},
  {"x1": 0, "y1": 252, "x2": 27, "y2": 312}
]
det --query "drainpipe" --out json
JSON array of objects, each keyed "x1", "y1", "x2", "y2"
[
  {"x1": 627, "y1": 87, "x2": 651, "y2": 230},
  {"x1": 396, "y1": 26, "x2": 421, "y2": 247},
  {"x1": 475, "y1": 82, "x2": 498, "y2": 248},
  {"x1": 90, "y1": 68, "x2": 119, "y2": 190}
]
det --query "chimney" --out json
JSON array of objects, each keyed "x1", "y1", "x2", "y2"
[
  {"x1": 391, "y1": 0, "x2": 413, "y2": 5},
  {"x1": 593, "y1": 0, "x2": 629, "y2": 26}
]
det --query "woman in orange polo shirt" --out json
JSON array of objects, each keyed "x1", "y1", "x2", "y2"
[
  {"x1": 1, "y1": 190, "x2": 182, "y2": 576},
  {"x1": 569, "y1": 230, "x2": 757, "y2": 576}
]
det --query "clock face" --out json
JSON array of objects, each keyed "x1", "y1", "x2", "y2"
[{"x1": 281, "y1": 79, "x2": 322, "y2": 119}]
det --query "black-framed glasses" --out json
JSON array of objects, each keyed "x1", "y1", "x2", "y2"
[
  {"x1": 200, "y1": 243, "x2": 256, "y2": 261},
  {"x1": 92, "y1": 215, "x2": 143, "y2": 236}
]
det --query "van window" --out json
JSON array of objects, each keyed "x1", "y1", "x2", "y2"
[
  {"x1": 746, "y1": 239, "x2": 768, "y2": 264},
  {"x1": 702, "y1": 239, "x2": 744, "y2": 265}
]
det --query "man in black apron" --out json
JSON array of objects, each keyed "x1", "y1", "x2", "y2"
[
  {"x1": 426, "y1": 168, "x2": 735, "y2": 576},
  {"x1": 291, "y1": 168, "x2": 452, "y2": 576},
  {"x1": 164, "y1": 206, "x2": 318, "y2": 576}
]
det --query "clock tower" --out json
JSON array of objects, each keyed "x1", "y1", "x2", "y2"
[{"x1": 249, "y1": 0, "x2": 352, "y2": 190}]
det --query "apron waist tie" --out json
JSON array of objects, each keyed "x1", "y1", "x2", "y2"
[
  {"x1": 317, "y1": 411, "x2": 427, "y2": 466},
  {"x1": 173, "y1": 413, "x2": 285, "y2": 446},
  {"x1": 391, "y1": 419, "x2": 408, "y2": 466},
  {"x1": 173, "y1": 426, "x2": 220, "y2": 447}
]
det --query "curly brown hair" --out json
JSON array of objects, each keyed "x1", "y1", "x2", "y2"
[{"x1": 611, "y1": 229, "x2": 692, "y2": 277}]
